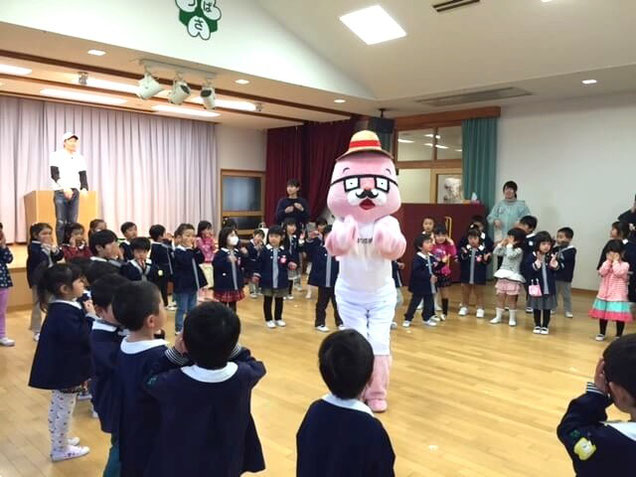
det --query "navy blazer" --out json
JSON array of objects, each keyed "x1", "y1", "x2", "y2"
[
  {"x1": 120, "y1": 241, "x2": 134, "y2": 261},
  {"x1": 392, "y1": 261, "x2": 404, "y2": 288},
  {"x1": 243, "y1": 241, "x2": 262, "y2": 277},
  {"x1": 285, "y1": 234, "x2": 303, "y2": 263},
  {"x1": 306, "y1": 240, "x2": 339, "y2": 288},
  {"x1": 254, "y1": 245, "x2": 293, "y2": 289},
  {"x1": 408, "y1": 253, "x2": 441, "y2": 296},
  {"x1": 150, "y1": 241, "x2": 174, "y2": 278},
  {"x1": 121, "y1": 259, "x2": 162, "y2": 283},
  {"x1": 458, "y1": 232, "x2": 494, "y2": 254},
  {"x1": 26, "y1": 241, "x2": 64, "y2": 287},
  {"x1": 173, "y1": 246, "x2": 207, "y2": 293},
  {"x1": 29, "y1": 301, "x2": 93, "y2": 390},
  {"x1": 524, "y1": 252, "x2": 561, "y2": 296},
  {"x1": 458, "y1": 245, "x2": 491, "y2": 285},
  {"x1": 213, "y1": 248, "x2": 245, "y2": 292},
  {"x1": 554, "y1": 245, "x2": 577, "y2": 283}
]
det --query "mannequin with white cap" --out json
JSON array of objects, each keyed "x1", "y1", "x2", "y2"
[{"x1": 49, "y1": 132, "x2": 89, "y2": 245}]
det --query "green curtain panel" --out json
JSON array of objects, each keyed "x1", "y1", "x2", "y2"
[{"x1": 462, "y1": 117, "x2": 498, "y2": 210}]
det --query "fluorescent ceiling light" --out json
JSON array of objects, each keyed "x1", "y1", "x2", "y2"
[
  {"x1": 436, "y1": 145, "x2": 449, "y2": 149},
  {"x1": 88, "y1": 49, "x2": 106, "y2": 56},
  {"x1": 0, "y1": 64, "x2": 32, "y2": 75},
  {"x1": 455, "y1": 149, "x2": 463, "y2": 152},
  {"x1": 339, "y1": 5, "x2": 406, "y2": 45},
  {"x1": 425, "y1": 134, "x2": 441, "y2": 139},
  {"x1": 235, "y1": 79, "x2": 250, "y2": 85},
  {"x1": 541, "y1": 0, "x2": 553, "y2": 3},
  {"x1": 425, "y1": 143, "x2": 434, "y2": 147},
  {"x1": 397, "y1": 138, "x2": 414, "y2": 144},
  {"x1": 190, "y1": 96, "x2": 256, "y2": 111},
  {"x1": 40, "y1": 88, "x2": 127, "y2": 105},
  {"x1": 75, "y1": 77, "x2": 139, "y2": 94},
  {"x1": 334, "y1": 99, "x2": 346, "y2": 104},
  {"x1": 582, "y1": 79, "x2": 598, "y2": 85},
  {"x1": 152, "y1": 105, "x2": 220, "y2": 117}
]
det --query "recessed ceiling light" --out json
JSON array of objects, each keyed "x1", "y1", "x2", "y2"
[
  {"x1": 582, "y1": 79, "x2": 598, "y2": 85},
  {"x1": 235, "y1": 79, "x2": 250, "y2": 85},
  {"x1": 40, "y1": 88, "x2": 127, "y2": 105},
  {"x1": 334, "y1": 99, "x2": 346, "y2": 104},
  {"x1": 0, "y1": 64, "x2": 32, "y2": 75},
  {"x1": 397, "y1": 138, "x2": 414, "y2": 144},
  {"x1": 88, "y1": 49, "x2": 106, "y2": 56},
  {"x1": 152, "y1": 105, "x2": 220, "y2": 118},
  {"x1": 75, "y1": 77, "x2": 139, "y2": 94},
  {"x1": 455, "y1": 149, "x2": 463, "y2": 152},
  {"x1": 339, "y1": 5, "x2": 406, "y2": 45},
  {"x1": 541, "y1": 0, "x2": 553, "y2": 3}
]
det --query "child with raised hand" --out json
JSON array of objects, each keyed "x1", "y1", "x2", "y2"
[
  {"x1": 525, "y1": 231, "x2": 562, "y2": 335},
  {"x1": 458, "y1": 228, "x2": 491, "y2": 318},
  {"x1": 195, "y1": 220, "x2": 216, "y2": 302},
  {"x1": 518, "y1": 215, "x2": 538, "y2": 313},
  {"x1": 27, "y1": 222, "x2": 64, "y2": 341},
  {"x1": 296, "y1": 330, "x2": 395, "y2": 477},
  {"x1": 89, "y1": 273, "x2": 129, "y2": 476},
  {"x1": 144, "y1": 302, "x2": 266, "y2": 477},
  {"x1": 283, "y1": 218, "x2": 303, "y2": 299},
  {"x1": 89, "y1": 229, "x2": 123, "y2": 271},
  {"x1": 553, "y1": 227, "x2": 577, "y2": 318},
  {"x1": 305, "y1": 218, "x2": 328, "y2": 300},
  {"x1": 149, "y1": 224, "x2": 175, "y2": 309},
  {"x1": 119, "y1": 221, "x2": 138, "y2": 261},
  {"x1": 590, "y1": 239, "x2": 632, "y2": 341},
  {"x1": 0, "y1": 223, "x2": 14, "y2": 346},
  {"x1": 431, "y1": 224, "x2": 457, "y2": 321},
  {"x1": 458, "y1": 215, "x2": 494, "y2": 253},
  {"x1": 112, "y1": 281, "x2": 189, "y2": 476},
  {"x1": 557, "y1": 334, "x2": 636, "y2": 475},
  {"x1": 213, "y1": 227, "x2": 246, "y2": 312},
  {"x1": 245, "y1": 228, "x2": 265, "y2": 298},
  {"x1": 403, "y1": 234, "x2": 441, "y2": 328},
  {"x1": 253, "y1": 225, "x2": 297, "y2": 329},
  {"x1": 490, "y1": 228, "x2": 527, "y2": 327},
  {"x1": 120, "y1": 237, "x2": 162, "y2": 283},
  {"x1": 28, "y1": 264, "x2": 93, "y2": 462},
  {"x1": 61, "y1": 222, "x2": 91, "y2": 260}
]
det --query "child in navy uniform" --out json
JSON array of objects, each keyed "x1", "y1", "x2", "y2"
[
  {"x1": 245, "y1": 228, "x2": 265, "y2": 298},
  {"x1": 121, "y1": 237, "x2": 162, "y2": 283},
  {"x1": 28, "y1": 264, "x2": 92, "y2": 461},
  {"x1": 458, "y1": 215, "x2": 494, "y2": 253},
  {"x1": 458, "y1": 228, "x2": 492, "y2": 318},
  {"x1": 144, "y1": 302, "x2": 266, "y2": 477},
  {"x1": 391, "y1": 259, "x2": 405, "y2": 329},
  {"x1": 403, "y1": 234, "x2": 441, "y2": 328},
  {"x1": 149, "y1": 224, "x2": 174, "y2": 309},
  {"x1": 89, "y1": 274, "x2": 129, "y2": 476},
  {"x1": 557, "y1": 334, "x2": 636, "y2": 476},
  {"x1": 253, "y1": 225, "x2": 297, "y2": 329},
  {"x1": 518, "y1": 215, "x2": 538, "y2": 313},
  {"x1": 112, "y1": 281, "x2": 188, "y2": 477},
  {"x1": 119, "y1": 221, "x2": 138, "y2": 261},
  {"x1": 306, "y1": 225, "x2": 342, "y2": 332},
  {"x1": 283, "y1": 218, "x2": 303, "y2": 299},
  {"x1": 27, "y1": 222, "x2": 64, "y2": 341},
  {"x1": 173, "y1": 223, "x2": 207, "y2": 333},
  {"x1": 296, "y1": 330, "x2": 395, "y2": 477},
  {"x1": 213, "y1": 227, "x2": 246, "y2": 312},
  {"x1": 89, "y1": 229, "x2": 123, "y2": 272},
  {"x1": 0, "y1": 223, "x2": 15, "y2": 346},
  {"x1": 553, "y1": 227, "x2": 577, "y2": 318},
  {"x1": 524, "y1": 231, "x2": 562, "y2": 335}
]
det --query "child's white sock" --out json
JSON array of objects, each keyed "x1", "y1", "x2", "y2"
[{"x1": 509, "y1": 309, "x2": 517, "y2": 327}]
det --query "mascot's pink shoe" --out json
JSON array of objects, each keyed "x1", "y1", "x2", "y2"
[{"x1": 364, "y1": 355, "x2": 391, "y2": 413}]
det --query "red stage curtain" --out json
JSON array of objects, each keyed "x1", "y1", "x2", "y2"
[{"x1": 264, "y1": 126, "x2": 303, "y2": 224}]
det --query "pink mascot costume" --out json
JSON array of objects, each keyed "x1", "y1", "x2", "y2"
[{"x1": 325, "y1": 130, "x2": 406, "y2": 413}]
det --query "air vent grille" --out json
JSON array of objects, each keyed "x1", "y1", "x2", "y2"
[
  {"x1": 432, "y1": 0, "x2": 480, "y2": 13},
  {"x1": 416, "y1": 87, "x2": 532, "y2": 107}
]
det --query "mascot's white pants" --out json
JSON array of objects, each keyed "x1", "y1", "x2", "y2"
[{"x1": 335, "y1": 281, "x2": 396, "y2": 356}]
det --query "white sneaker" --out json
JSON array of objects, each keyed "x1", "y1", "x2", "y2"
[
  {"x1": 458, "y1": 307, "x2": 468, "y2": 316},
  {"x1": 67, "y1": 437, "x2": 80, "y2": 446},
  {"x1": 390, "y1": 322, "x2": 398, "y2": 329},
  {"x1": 508, "y1": 317, "x2": 517, "y2": 327},
  {"x1": 595, "y1": 334, "x2": 606, "y2": 341},
  {"x1": 91, "y1": 411, "x2": 99, "y2": 419},
  {"x1": 476, "y1": 308, "x2": 485, "y2": 319},
  {"x1": 266, "y1": 321, "x2": 276, "y2": 329},
  {"x1": 305, "y1": 291, "x2": 312, "y2": 299},
  {"x1": 33, "y1": 332, "x2": 40, "y2": 342},
  {"x1": 315, "y1": 325, "x2": 329, "y2": 333},
  {"x1": 0, "y1": 337, "x2": 15, "y2": 346},
  {"x1": 402, "y1": 320, "x2": 411, "y2": 328},
  {"x1": 532, "y1": 326, "x2": 542, "y2": 334},
  {"x1": 338, "y1": 324, "x2": 346, "y2": 331},
  {"x1": 51, "y1": 445, "x2": 90, "y2": 462},
  {"x1": 77, "y1": 391, "x2": 92, "y2": 401},
  {"x1": 430, "y1": 315, "x2": 441, "y2": 323},
  {"x1": 540, "y1": 327, "x2": 549, "y2": 335},
  {"x1": 423, "y1": 319, "x2": 437, "y2": 327},
  {"x1": 250, "y1": 293, "x2": 258, "y2": 299},
  {"x1": 295, "y1": 285, "x2": 303, "y2": 291},
  {"x1": 275, "y1": 320, "x2": 286, "y2": 327},
  {"x1": 525, "y1": 307, "x2": 533, "y2": 313},
  {"x1": 565, "y1": 312, "x2": 574, "y2": 319},
  {"x1": 439, "y1": 313, "x2": 447, "y2": 322},
  {"x1": 490, "y1": 317, "x2": 502, "y2": 324},
  {"x1": 286, "y1": 295, "x2": 294, "y2": 301}
]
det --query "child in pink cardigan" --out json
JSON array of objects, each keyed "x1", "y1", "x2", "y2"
[
  {"x1": 590, "y1": 239, "x2": 632, "y2": 341},
  {"x1": 432, "y1": 224, "x2": 457, "y2": 321},
  {"x1": 196, "y1": 221, "x2": 217, "y2": 301}
]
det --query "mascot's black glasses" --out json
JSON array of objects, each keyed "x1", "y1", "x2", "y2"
[{"x1": 330, "y1": 174, "x2": 398, "y2": 193}]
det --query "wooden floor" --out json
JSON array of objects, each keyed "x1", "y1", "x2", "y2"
[{"x1": 0, "y1": 283, "x2": 628, "y2": 477}]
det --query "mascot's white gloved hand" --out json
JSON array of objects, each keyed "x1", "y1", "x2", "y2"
[
  {"x1": 325, "y1": 215, "x2": 358, "y2": 257},
  {"x1": 373, "y1": 216, "x2": 406, "y2": 260}
]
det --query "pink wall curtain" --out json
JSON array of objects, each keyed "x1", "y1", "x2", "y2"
[{"x1": 0, "y1": 96, "x2": 218, "y2": 243}]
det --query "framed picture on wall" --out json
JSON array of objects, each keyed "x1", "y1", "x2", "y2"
[{"x1": 430, "y1": 169, "x2": 464, "y2": 204}]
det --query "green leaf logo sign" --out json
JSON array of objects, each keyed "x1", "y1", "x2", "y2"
[{"x1": 176, "y1": 0, "x2": 222, "y2": 40}]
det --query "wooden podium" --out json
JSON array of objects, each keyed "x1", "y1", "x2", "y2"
[{"x1": 24, "y1": 190, "x2": 99, "y2": 244}]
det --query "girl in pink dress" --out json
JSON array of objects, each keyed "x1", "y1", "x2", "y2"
[
  {"x1": 432, "y1": 224, "x2": 457, "y2": 321},
  {"x1": 590, "y1": 239, "x2": 632, "y2": 341},
  {"x1": 196, "y1": 221, "x2": 216, "y2": 301}
]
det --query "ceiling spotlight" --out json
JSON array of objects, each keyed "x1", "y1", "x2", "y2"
[
  {"x1": 254, "y1": 102, "x2": 264, "y2": 113},
  {"x1": 168, "y1": 77, "x2": 191, "y2": 105},
  {"x1": 137, "y1": 71, "x2": 163, "y2": 100},
  {"x1": 200, "y1": 82, "x2": 216, "y2": 110},
  {"x1": 582, "y1": 79, "x2": 598, "y2": 85},
  {"x1": 77, "y1": 71, "x2": 89, "y2": 86},
  {"x1": 235, "y1": 79, "x2": 250, "y2": 85}
]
